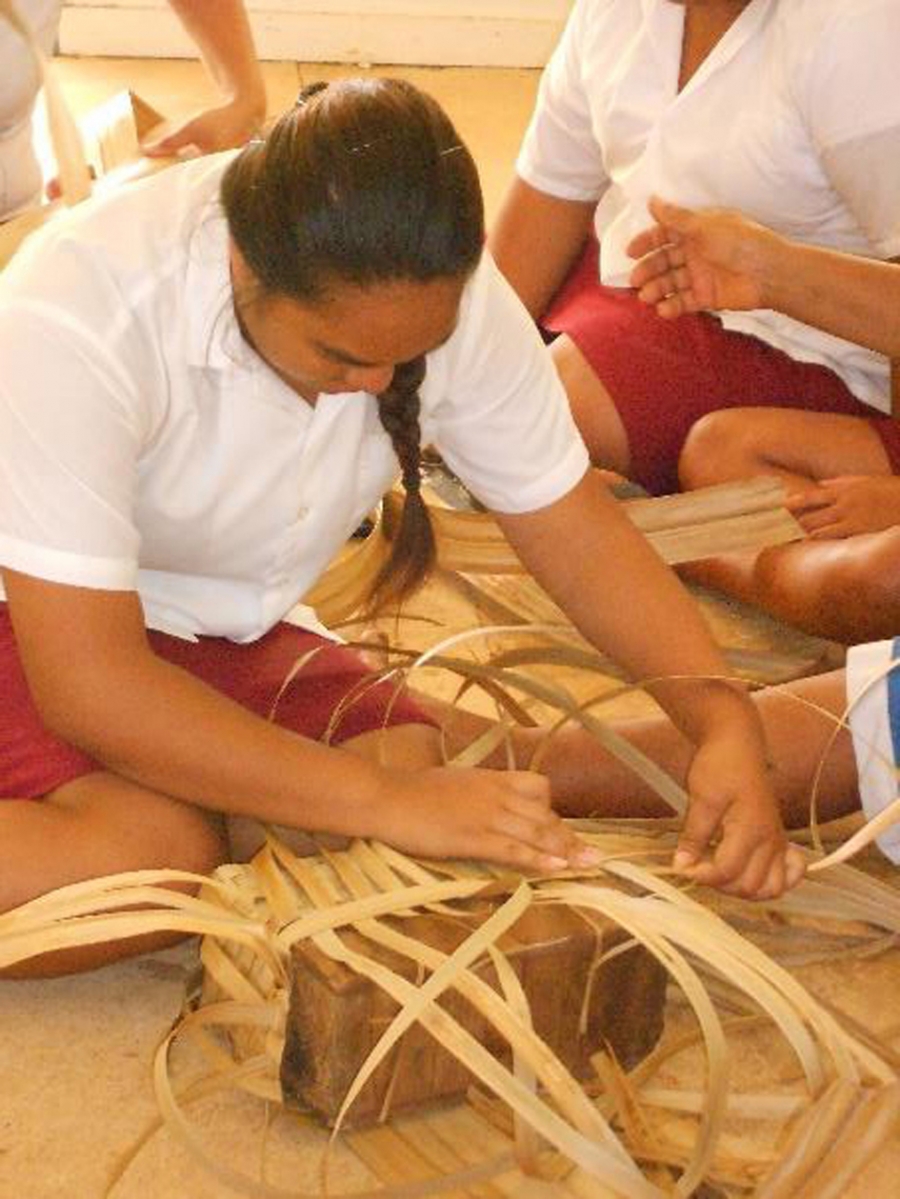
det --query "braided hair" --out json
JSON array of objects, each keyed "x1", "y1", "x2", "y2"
[
  {"x1": 220, "y1": 77, "x2": 483, "y2": 610},
  {"x1": 370, "y1": 356, "x2": 432, "y2": 610}
]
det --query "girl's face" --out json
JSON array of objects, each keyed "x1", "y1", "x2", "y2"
[{"x1": 231, "y1": 252, "x2": 466, "y2": 402}]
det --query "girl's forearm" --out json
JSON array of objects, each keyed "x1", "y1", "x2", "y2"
[
  {"x1": 167, "y1": 0, "x2": 266, "y2": 112},
  {"x1": 36, "y1": 641, "x2": 393, "y2": 836},
  {"x1": 499, "y1": 473, "x2": 750, "y2": 746},
  {"x1": 765, "y1": 238, "x2": 900, "y2": 359}
]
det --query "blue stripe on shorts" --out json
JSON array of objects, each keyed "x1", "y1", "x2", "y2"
[{"x1": 888, "y1": 637, "x2": 900, "y2": 766}]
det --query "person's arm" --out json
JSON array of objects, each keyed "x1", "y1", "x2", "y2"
[
  {"x1": 488, "y1": 178, "x2": 595, "y2": 319},
  {"x1": 629, "y1": 197, "x2": 900, "y2": 358},
  {"x1": 142, "y1": 0, "x2": 266, "y2": 156},
  {"x1": 494, "y1": 470, "x2": 806, "y2": 899},
  {"x1": 3, "y1": 570, "x2": 592, "y2": 872}
]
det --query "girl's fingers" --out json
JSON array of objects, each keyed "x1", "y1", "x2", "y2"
[
  {"x1": 626, "y1": 223, "x2": 673, "y2": 259},
  {"x1": 503, "y1": 769, "x2": 552, "y2": 803}
]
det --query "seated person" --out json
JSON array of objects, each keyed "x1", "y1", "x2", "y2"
[
  {"x1": 488, "y1": 0, "x2": 900, "y2": 498},
  {"x1": 0, "y1": 80, "x2": 802, "y2": 976},
  {"x1": 629, "y1": 197, "x2": 900, "y2": 644},
  {"x1": 0, "y1": 0, "x2": 266, "y2": 220}
]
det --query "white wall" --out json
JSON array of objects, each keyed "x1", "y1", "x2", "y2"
[{"x1": 59, "y1": 1, "x2": 573, "y2": 67}]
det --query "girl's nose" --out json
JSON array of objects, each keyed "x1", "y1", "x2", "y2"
[{"x1": 344, "y1": 364, "x2": 396, "y2": 395}]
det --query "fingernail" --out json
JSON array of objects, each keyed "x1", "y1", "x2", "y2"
[
  {"x1": 544, "y1": 855, "x2": 570, "y2": 871},
  {"x1": 673, "y1": 850, "x2": 695, "y2": 871}
]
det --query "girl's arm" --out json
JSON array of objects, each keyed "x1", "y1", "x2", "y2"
[
  {"x1": 496, "y1": 470, "x2": 805, "y2": 899},
  {"x1": 488, "y1": 178, "x2": 596, "y2": 319},
  {"x1": 143, "y1": 0, "x2": 267, "y2": 155},
  {"x1": 628, "y1": 197, "x2": 900, "y2": 358},
  {"x1": 4, "y1": 569, "x2": 590, "y2": 872}
]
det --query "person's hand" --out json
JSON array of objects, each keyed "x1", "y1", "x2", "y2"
[
  {"x1": 674, "y1": 728, "x2": 806, "y2": 900},
  {"x1": 142, "y1": 96, "x2": 265, "y2": 158},
  {"x1": 786, "y1": 475, "x2": 900, "y2": 540},
  {"x1": 627, "y1": 196, "x2": 783, "y2": 318},
  {"x1": 373, "y1": 765, "x2": 602, "y2": 874}
]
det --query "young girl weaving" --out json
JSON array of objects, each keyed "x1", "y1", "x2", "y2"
[{"x1": 0, "y1": 80, "x2": 802, "y2": 972}]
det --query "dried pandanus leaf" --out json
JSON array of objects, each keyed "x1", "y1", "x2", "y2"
[{"x1": 2, "y1": 632, "x2": 899, "y2": 1196}]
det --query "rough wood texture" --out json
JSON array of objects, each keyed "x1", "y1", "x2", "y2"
[{"x1": 280, "y1": 899, "x2": 667, "y2": 1128}]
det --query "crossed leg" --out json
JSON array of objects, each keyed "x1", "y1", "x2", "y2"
[
  {"x1": 0, "y1": 772, "x2": 228, "y2": 976},
  {"x1": 678, "y1": 409, "x2": 900, "y2": 642},
  {"x1": 2, "y1": 719, "x2": 590, "y2": 976}
]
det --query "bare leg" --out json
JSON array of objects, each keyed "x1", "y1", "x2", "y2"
[
  {"x1": 679, "y1": 409, "x2": 900, "y2": 641},
  {"x1": 550, "y1": 335, "x2": 632, "y2": 475},
  {"x1": 0, "y1": 772, "x2": 227, "y2": 977},
  {"x1": 414, "y1": 675, "x2": 860, "y2": 829}
]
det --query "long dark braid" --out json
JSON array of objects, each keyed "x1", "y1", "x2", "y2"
[{"x1": 369, "y1": 357, "x2": 434, "y2": 611}]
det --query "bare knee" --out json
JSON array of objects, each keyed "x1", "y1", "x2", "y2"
[
  {"x1": 829, "y1": 531, "x2": 900, "y2": 623},
  {"x1": 756, "y1": 528, "x2": 900, "y2": 642},
  {"x1": 0, "y1": 780, "x2": 227, "y2": 974},
  {"x1": 679, "y1": 408, "x2": 776, "y2": 490},
  {"x1": 0, "y1": 774, "x2": 227, "y2": 914}
]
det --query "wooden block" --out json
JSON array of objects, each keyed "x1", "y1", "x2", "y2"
[{"x1": 280, "y1": 898, "x2": 667, "y2": 1128}]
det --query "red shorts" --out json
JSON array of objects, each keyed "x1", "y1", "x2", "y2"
[
  {"x1": 0, "y1": 607, "x2": 435, "y2": 799},
  {"x1": 543, "y1": 238, "x2": 900, "y2": 495}
]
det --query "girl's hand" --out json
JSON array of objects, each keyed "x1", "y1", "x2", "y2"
[
  {"x1": 627, "y1": 197, "x2": 781, "y2": 318},
  {"x1": 372, "y1": 766, "x2": 601, "y2": 874},
  {"x1": 142, "y1": 96, "x2": 265, "y2": 158},
  {"x1": 675, "y1": 730, "x2": 806, "y2": 900}
]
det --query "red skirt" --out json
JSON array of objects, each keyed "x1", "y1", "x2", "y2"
[
  {"x1": 543, "y1": 238, "x2": 900, "y2": 495},
  {"x1": 0, "y1": 607, "x2": 435, "y2": 799}
]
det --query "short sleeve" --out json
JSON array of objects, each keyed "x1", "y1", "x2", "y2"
[
  {"x1": 425, "y1": 255, "x2": 590, "y2": 515},
  {"x1": 797, "y1": 0, "x2": 900, "y2": 257},
  {"x1": 821, "y1": 131, "x2": 900, "y2": 260},
  {"x1": 0, "y1": 301, "x2": 145, "y2": 588},
  {"x1": 515, "y1": 0, "x2": 610, "y2": 203}
]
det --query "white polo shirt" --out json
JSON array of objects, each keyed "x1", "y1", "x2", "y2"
[
  {"x1": 0, "y1": 152, "x2": 589, "y2": 642},
  {"x1": 517, "y1": 0, "x2": 900, "y2": 413},
  {"x1": 0, "y1": 0, "x2": 61, "y2": 219}
]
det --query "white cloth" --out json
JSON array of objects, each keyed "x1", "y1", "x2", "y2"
[
  {"x1": 846, "y1": 639, "x2": 900, "y2": 866},
  {"x1": 0, "y1": 0, "x2": 62, "y2": 219},
  {"x1": 517, "y1": 0, "x2": 900, "y2": 414},
  {"x1": 0, "y1": 152, "x2": 589, "y2": 642}
]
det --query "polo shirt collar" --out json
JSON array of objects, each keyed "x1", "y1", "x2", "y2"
[
  {"x1": 183, "y1": 198, "x2": 252, "y2": 372},
  {"x1": 642, "y1": 0, "x2": 777, "y2": 88}
]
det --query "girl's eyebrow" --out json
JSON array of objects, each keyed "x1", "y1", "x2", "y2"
[
  {"x1": 313, "y1": 340, "x2": 378, "y2": 368},
  {"x1": 313, "y1": 320, "x2": 460, "y2": 368}
]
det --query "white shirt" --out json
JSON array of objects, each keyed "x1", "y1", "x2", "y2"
[
  {"x1": 0, "y1": 153, "x2": 589, "y2": 642},
  {"x1": 517, "y1": 0, "x2": 900, "y2": 413},
  {"x1": 0, "y1": 0, "x2": 61, "y2": 218}
]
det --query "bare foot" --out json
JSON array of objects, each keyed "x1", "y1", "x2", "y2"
[{"x1": 787, "y1": 475, "x2": 900, "y2": 539}]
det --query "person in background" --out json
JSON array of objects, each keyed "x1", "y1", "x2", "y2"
[
  {"x1": 489, "y1": 0, "x2": 900, "y2": 501},
  {"x1": 0, "y1": 0, "x2": 266, "y2": 220},
  {"x1": 606, "y1": 198, "x2": 900, "y2": 870},
  {"x1": 628, "y1": 197, "x2": 900, "y2": 644},
  {"x1": 0, "y1": 80, "x2": 803, "y2": 975}
]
